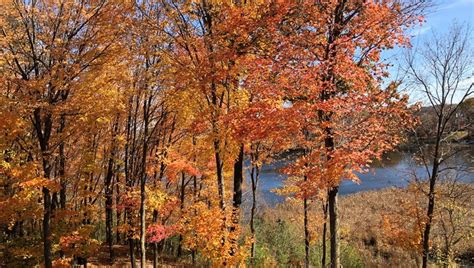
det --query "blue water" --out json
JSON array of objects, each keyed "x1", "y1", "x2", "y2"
[{"x1": 244, "y1": 147, "x2": 474, "y2": 205}]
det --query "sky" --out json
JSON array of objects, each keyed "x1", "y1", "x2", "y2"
[{"x1": 382, "y1": 0, "x2": 474, "y2": 104}]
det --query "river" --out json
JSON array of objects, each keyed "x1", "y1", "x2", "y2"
[{"x1": 244, "y1": 145, "x2": 474, "y2": 206}]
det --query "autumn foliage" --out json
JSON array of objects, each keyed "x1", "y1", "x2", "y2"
[{"x1": 0, "y1": 1, "x2": 440, "y2": 267}]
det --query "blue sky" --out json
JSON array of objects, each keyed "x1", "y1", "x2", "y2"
[
  {"x1": 383, "y1": 0, "x2": 474, "y2": 104},
  {"x1": 414, "y1": 0, "x2": 474, "y2": 37}
]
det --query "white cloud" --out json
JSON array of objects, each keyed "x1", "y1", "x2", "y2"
[{"x1": 411, "y1": 26, "x2": 432, "y2": 36}]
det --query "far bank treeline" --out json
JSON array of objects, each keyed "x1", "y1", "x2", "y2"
[
  {"x1": 0, "y1": 0, "x2": 446, "y2": 267},
  {"x1": 414, "y1": 99, "x2": 474, "y2": 143}
]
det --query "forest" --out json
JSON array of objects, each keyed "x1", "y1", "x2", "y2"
[{"x1": 0, "y1": 1, "x2": 473, "y2": 267}]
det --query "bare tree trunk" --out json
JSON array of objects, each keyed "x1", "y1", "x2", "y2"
[
  {"x1": 116, "y1": 174, "x2": 121, "y2": 244},
  {"x1": 59, "y1": 115, "x2": 67, "y2": 210},
  {"x1": 33, "y1": 109, "x2": 53, "y2": 268},
  {"x1": 422, "y1": 143, "x2": 440, "y2": 268},
  {"x1": 140, "y1": 96, "x2": 151, "y2": 268},
  {"x1": 214, "y1": 140, "x2": 225, "y2": 210},
  {"x1": 57, "y1": 115, "x2": 67, "y2": 259},
  {"x1": 322, "y1": 200, "x2": 328, "y2": 268},
  {"x1": 125, "y1": 96, "x2": 137, "y2": 268},
  {"x1": 250, "y1": 163, "x2": 259, "y2": 261},
  {"x1": 129, "y1": 238, "x2": 137, "y2": 268},
  {"x1": 192, "y1": 165, "x2": 198, "y2": 265},
  {"x1": 328, "y1": 186, "x2": 339, "y2": 268},
  {"x1": 304, "y1": 195, "x2": 310, "y2": 268},
  {"x1": 42, "y1": 187, "x2": 52, "y2": 268},
  {"x1": 230, "y1": 144, "x2": 244, "y2": 256},
  {"x1": 105, "y1": 117, "x2": 119, "y2": 262},
  {"x1": 153, "y1": 210, "x2": 158, "y2": 268},
  {"x1": 177, "y1": 172, "x2": 186, "y2": 257},
  {"x1": 232, "y1": 145, "x2": 244, "y2": 210},
  {"x1": 105, "y1": 179, "x2": 114, "y2": 261}
]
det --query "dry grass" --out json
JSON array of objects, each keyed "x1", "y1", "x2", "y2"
[
  {"x1": 264, "y1": 183, "x2": 473, "y2": 267},
  {"x1": 339, "y1": 184, "x2": 474, "y2": 267}
]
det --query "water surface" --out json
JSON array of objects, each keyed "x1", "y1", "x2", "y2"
[{"x1": 245, "y1": 146, "x2": 474, "y2": 205}]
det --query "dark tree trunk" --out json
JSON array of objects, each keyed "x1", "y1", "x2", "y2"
[
  {"x1": 328, "y1": 186, "x2": 339, "y2": 268},
  {"x1": 116, "y1": 172, "x2": 121, "y2": 244},
  {"x1": 250, "y1": 163, "x2": 259, "y2": 261},
  {"x1": 42, "y1": 187, "x2": 52, "y2": 268},
  {"x1": 33, "y1": 108, "x2": 53, "y2": 268},
  {"x1": 322, "y1": 200, "x2": 328, "y2": 268},
  {"x1": 304, "y1": 196, "x2": 310, "y2": 268},
  {"x1": 232, "y1": 144, "x2": 244, "y2": 209},
  {"x1": 214, "y1": 142, "x2": 225, "y2": 211},
  {"x1": 422, "y1": 141, "x2": 441, "y2": 268},
  {"x1": 42, "y1": 179, "x2": 52, "y2": 268},
  {"x1": 105, "y1": 172, "x2": 114, "y2": 261},
  {"x1": 129, "y1": 238, "x2": 136, "y2": 268},
  {"x1": 177, "y1": 172, "x2": 186, "y2": 257},
  {"x1": 125, "y1": 95, "x2": 136, "y2": 268},
  {"x1": 153, "y1": 210, "x2": 158, "y2": 268},
  {"x1": 105, "y1": 117, "x2": 119, "y2": 262},
  {"x1": 192, "y1": 169, "x2": 198, "y2": 265},
  {"x1": 204, "y1": 8, "x2": 225, "y2": 215},
  {"x1": 59, "y1": 115, "x2": 66, "y2": 210},
  {"x1": 229, "y1": 144, "x2": 244, "y2": 256},
  {"x1": 321, "y1": 2, "x2": 344, "y2": 266},
  {"x1": 303, "y1": 173, "x2": 310, "y2": 268}
]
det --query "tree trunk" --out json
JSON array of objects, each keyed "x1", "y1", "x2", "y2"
[
  {"x1": 177, "y1": 172, "x2": 186, "y2": 257},
  {"x1": 105, "y1": 158, "x2": 113, "y2": 262},
  {"x1": 230, "y1": 144, "x2": 244, "y2": 255},
  {"x1": 34, "y1": 108, "x2": 53, "y2": 268},
  {"x1": 328, "y1": 186, "x2": 339, "y2": 268},
  {"x1": 205, "y1": 5, "x2": 226, "y2": 219},
  {"x1": 116, "y1": 172, "x2": 121, "y2": 244},
  {"x1": 192, "y1": 171, "x2": 198, "y2": 266},
  {"x1": 105, "y1": 190, "x2": 114, "y2": 261},
  {"x1": 105, "y1": 117, "x2": 119, "y2": 262},
  {"x1": 42, "y1": 187, "x2": 52, "y2": 268},
  {"x1": 422, "y1": 144, "x2": 441, "y2": 268},
  {"x1": 125, "y1": 96, "x2": 136, "y2": 268},
  {"x1": 322, "y1": 200, "x2": 328, "y2": 268},
  {"x1": 140, "y1": 93, "x2": 154, "y2": 267},
  {"x1": 58, "y1": 115, "x2": 66, "y2": 210},
  {"x1": 214, "y1": 143, "x2": 225, "y2": 211},
  {"x1": 153, "y1": 210, "x2": 158, "y2": 268},
  {"x1": 129, "y1": 238, "x2": 137, "y2": 268},
  {"x1": 232, "y1": 144, "x2": 244, "y2": 210},
  {"x1": 250, "y1": 163, "x2": 259, "y2": 261},
  {"x1": 304, "y1": 196, "x2": 310, "y2": 268},
  {"x1": 140, "y1": 96, "x2": 150, "y2": 268},
  {"x1": 321, "y1": 2, "x2": 344, "y2": 265}
]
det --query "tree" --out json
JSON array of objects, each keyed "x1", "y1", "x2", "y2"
[
  {"x1": 405, "y1": 24, "x2": 473, "y2": 268},
  {"x1": 0, "y1": 1, "x2": 441, "y2": 266},
  {"x1": 156, "y1": 1, "x2": 280, "y2": 264},
  {"x1": 245, "y1": 1, "x2": 426, "y2": 266},
  {"x1": 0, "y1": 1, "x2": 129, "y2": 266}
]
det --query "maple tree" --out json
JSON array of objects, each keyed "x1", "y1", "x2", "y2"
[
  {"x1": 0, "y1": 1, "x2": 130, "y2": 267},
  {"x1": 236, "y1": 1, "x2": 426, "y2": 267}
]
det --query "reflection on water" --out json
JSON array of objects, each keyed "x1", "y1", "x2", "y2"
[{"x1": 245, "y1": 145, "x2": 474, "y2": 205}]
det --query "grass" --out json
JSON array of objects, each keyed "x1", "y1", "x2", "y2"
[{"x1": 252, "y1": 183, "x2": 473, "y2": 267}]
